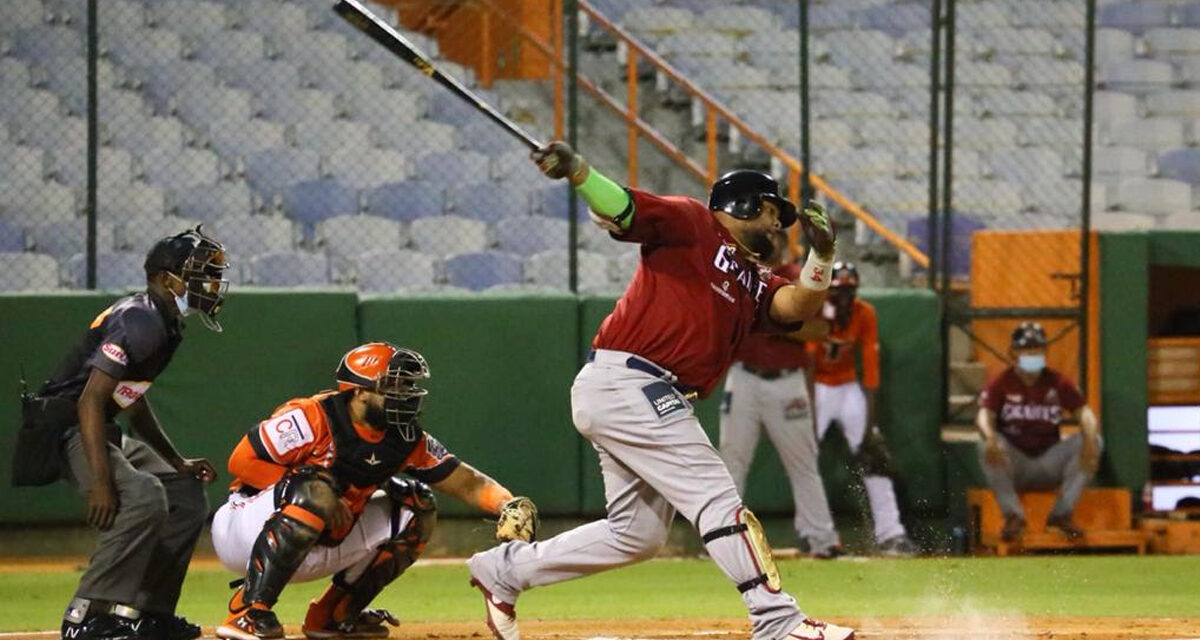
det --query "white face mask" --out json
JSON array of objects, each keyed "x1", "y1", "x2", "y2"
[
  {"x1": 173, "y1": 289, "x2": 192, "y2": 317},
  {"x1": 1017, "y1": 354, "x2": 1045, "y2": 374}
]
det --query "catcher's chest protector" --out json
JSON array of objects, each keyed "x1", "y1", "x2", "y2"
[{"x1": 319, "y1": 395, "x2": 418, "y2": 488}]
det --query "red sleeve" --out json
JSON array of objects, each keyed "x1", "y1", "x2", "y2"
[
  {"x1": 402, "y1": 432, "x2": 460, "y2": 484},
  {"x1": 979, "y1": 373, "x2": 1006, "y2": 412},
  {"x1": 614, "y1": 190, "x2": 705, "y2": 247},
  {"x1": 752, "y1": 275, "x2": 806, "y2": 333},
  {"x1": 858, "y1": 302, "x2": 881, "y2": 389},
  {"x1": 1056, "y1": 373, "x2": 1085, "y2": 412},
  {"x1": 228, "y1": 436, "x2": 288, "y2": 490}
]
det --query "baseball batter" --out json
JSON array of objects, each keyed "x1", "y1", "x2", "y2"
[
  {"x1": 466, "y1": 142, "x2": 855, "y2": 640},
  {"x1": 719, "y1": 261, "x2": 842, "y2": 559},
  {"x1": 808, "y1": 263, "x2": 915, "y2": 556},
  {"x1": 19, "y1": 227, "x2": 228, "y2": 640},
  {"x1": 211, "y1": 343, "x2": 537, "y2": 640}
]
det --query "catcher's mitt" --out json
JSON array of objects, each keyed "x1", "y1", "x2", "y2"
[{"x1": 495, "y1": 496, "x2": 539, "y2": 542}]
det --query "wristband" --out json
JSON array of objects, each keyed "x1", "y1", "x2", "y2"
[{"x1": 800, "y1": 250, "x2": 833, "y2": 291}]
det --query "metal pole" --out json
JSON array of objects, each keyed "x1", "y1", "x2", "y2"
[
  {"x1": 566, "y1": 0, "x2": 579, "y2": 294},
  {"x1": 1079, "y1": 0, "x2": 1096, "y2": 393},
  {"x1": 86, "y1": 0, "x2": 98, "y2": 289},
  {"x1": 798, "y1": 0, "x2": 812, "y2": 203},
  {"x1": 927, "y1": 0, "x2": 943, "y2": 291},
  {"x1": 939, "y1": 0, "x2": 956, "y2": 424}
]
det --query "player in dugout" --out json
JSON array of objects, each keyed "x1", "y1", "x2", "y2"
[
  {"x1": 210, "y1": 342, "x2": 538, "y2": 640},
  {"x1": 976, "y1": 322, "x2": 1102, "y2": 542},
  {"x1": 466, "y1": 141, "x2": 856, "y2": 640}
]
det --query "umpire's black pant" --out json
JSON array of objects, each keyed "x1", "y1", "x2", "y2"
[{"x1": 62, "y1": 427, "x2": 208, "y2": 615}]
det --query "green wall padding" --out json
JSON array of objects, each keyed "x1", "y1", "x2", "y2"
[
  {"x1": 1149, "y1": 232, "x2": 1200, "y2": 268},
  {"x1": 358, "y1": 294, "x2": 581, "y2": 517},
  {"x1": 1, "y1": 289, "x2": 359, "y2": 523}
]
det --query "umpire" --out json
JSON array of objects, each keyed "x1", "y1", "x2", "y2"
[{"x1": 13, "y1": 226, "x2": 229, "y2": 640}]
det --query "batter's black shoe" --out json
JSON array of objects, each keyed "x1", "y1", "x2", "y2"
[
  {"x1": 62, "y1": 614, "x2": 137, "y2": 640},
  {"x1": 217, "y1": 608, "x2": 284, "y2": 640}
]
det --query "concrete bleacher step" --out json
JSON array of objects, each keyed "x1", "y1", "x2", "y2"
[
  {"x1": 949, "y1": 360, "x2": 988, "y2": 397},
  {"x1": 967, "y1": 488, "x2": 1147, "y2": 556}
]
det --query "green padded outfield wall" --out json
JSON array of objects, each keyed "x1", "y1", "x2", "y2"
[
  {"x1": 0, "y1": 290, "x2": 359, "y2": 523},
  {"x1": 357, "y1": 293, "x2": 581, "y2": 517},
  {"x1": 578, "y1": 289, "x2": 944, "y2": 520}
]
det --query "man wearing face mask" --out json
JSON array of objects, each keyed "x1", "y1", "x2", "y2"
[
  {"x1": 465, "y1": 142, "x2": 855, "y2": 640},
  {"x1": 19, "y1": 226, "x2": 229, "y2": 640},
  {"x1": 976, "y1": 322, "x2": 1102, "y2": 542},
  {"x1": 808, "y1": 262, "x2": 915, "y2": 556},
  {"x1": 211, "y1": 342, "x2": 532, "y2": 640}
]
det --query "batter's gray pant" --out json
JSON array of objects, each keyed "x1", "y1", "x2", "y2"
[
  {"x1": 468, "y1": 350, "x2": 807, "y2": 640},
  {"x1": 976, "y1": 433, "x2": 1102, "y2": 522},
  {"x1": 62, "y1": 428, "x2": 208, "y2": 615},
  {"x1": 719, "y1": 364, "x2": 839, "y2": 553}
]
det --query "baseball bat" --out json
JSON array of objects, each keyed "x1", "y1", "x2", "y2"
[{"x1": 333, "y1": 0, "x2": 544, "y2": 151}]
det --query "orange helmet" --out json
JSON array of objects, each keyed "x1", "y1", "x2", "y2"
[{"x1": 336, "y1": 342, "x2": 430, "y2": 438}]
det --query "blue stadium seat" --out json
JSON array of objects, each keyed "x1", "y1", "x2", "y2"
[
  {"x1": 426, "y1": 88, "x2": 503, "y2": 126},
  {"x1": 327, "y1": 148, "x2": 411, "y2": 190},
  {"x1": 444, "y1": 250, "x2": 522, "y2": 291},
  {"x1": 344, "y1": 89, "x2": 425, "y2": 130},
  {"x1": 36, "y1": 57, "x2": 118, "y2": 114},
  {"x1": 1157, "y1": 149, "x2": 1200, "y2": 186},
  {"x1": 0, "y1": 59, "x2": 30, "y2": 92},
  {"x1": 108, "y1": 116, "x2": 186, "y2": 154},
  {"x1": 352, "y1": 249, "x2": 438, "y2": 292},
  {"x1": 219, "y1": 60, "x2": 302, "y2": 97},
  {"x1": 140, "y1": 148, "x2": 221, "y2": 190},
  {"x1": 1106, "y1": 118, "x2": 1185, "y2": 151},
  {"x1": 97, "y1": 184, "x2": 165, "y2": 224},
  {"x1": 15, "y1": 116, "x2": 85, "y2": 152},
  {"x1": 206, "y1": 118, "x2": 286, "y2": 159},
  {"x1": 1093, "y1": 91, "x2": 1139, "y2": 123},
  {"x1": 1093, "y1": 146, "x2": 1150, "y2": 179},
  {"x1": 151, "y1": 1, "x2": 229, "y2": 36},
  {"x1": 1145, "y1": 91, "x2": 1200, "y2": 118},
  {"x1": 0, "y1": 253, "x2": 60, "y2": 290},
  {"x1": 491, "y1": 150, "x2": 543, "y2": 184},
  {"x1": 859, "y1": 4, "x2": 929, "y2": 36},
  {"x1": 66, "y1": 252, "x2": 145, "y2": 290},
  {"x1": 303, "y1": 60, "x2": 385, "y2": 97},
  {"x1": 1, "y1": 89, "x2": 62, "y2": 124},
  {"x1": 525, "y1": 250, "x2": 611, "y2": 293},
  {"x1": 446, "y1": 182, "x2": 529, "y2": 223},
  {"x1": 245, "y1": 148, "x2": 321, "y2": 195},
  {"x1": 412, "y1": 151, "x2": 491, "y2": 184},
  {"x1": 206, "y1": 215, "x2": 296, "y2": 256},
  {"x1": 317, "y1": 214, "x2": 404, "y2": 257},
  {"x1": 0, "y1": 145, "x2": 47, "y2": 185},
  {"x1": 1095, "y1": 28, "x2": 1135, "y2": 64},
  {"x1": 99, "y1": 89, "x2": 150, "y2": 125},
  {"x1": 12, "y1": 26, "x2": 82, "y2": 59},
  {"x1": 1100, "y1": 59, "x2": 1175, "y2": 92},
  {"x1": 410, "y1": 215, "x2": 489, "y2": 255},
  {"x1": 278, "y1": 31, "x2": 349, "y2": 79},
  {"x1": 376, "y1": 119, "x2": 457, "y2": 153},
  {"x1": 30, "y1": 220, "x2": 115, "y2": 259},
  {"x1": 0, "y1": 180, "x2": 75, "y2": 226},
  {"x1": 191, "y1": 30, "x2": 266, "y2": 68},
  {"x1": 458, "y1": 119, "x2": 523, "y2": 155},
  {"x1": 365, "y1": 181, "x2": 445, "y2": 223},
  {"x1": 261, "y1": 89, "x2": 339, "y2": 125},
  {"x1": 988, "y1": 148, "x2": 1063, "y2": 184},
  {"x1": 0, "y1": 221, "x2": 26, "y2": 252},
  {"x1": 249, "y1": 251, "x2": 330, "y2": 286},
  {"x1": 291, "y1": 120, "x2": 373, "y2": 156},
  {"x1": 107, "y1": 29, "x2": 184, "y2": 68},
  {"x1": 1097, "y1": 2, "x2": 1174, "y2": 34},
  {"x1": 174, "y1": 182, "x2": 257, "y2": 220},
  {"x1": 1114, "y1": 178, "x2": 1192, "y2": 214},
  {"x1": 282, "y1": 178, "x2": 360, "y2": 226},
  {"x1": 54, "y1": 147, "x2": 135, "y2": 190},
  {"x1": 3, "y1": 0, "x2": 46, "y2": 34},
  {"x1": 495, "y1": 217, "x2": 569, "y2": 256},
  {"x1": 531, "y1": 185, "x2": 585, "y2": 219},
  {"x1": 240, "y1": 1, "x2": 309, "y2": 37},
  {"x1": 174, "y1": 86, "x2": 255, "y2": 125}
]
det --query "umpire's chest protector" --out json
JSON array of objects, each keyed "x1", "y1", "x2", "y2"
[{"x1": 319, "y1": 395, "x2": 415, "y2": 488}]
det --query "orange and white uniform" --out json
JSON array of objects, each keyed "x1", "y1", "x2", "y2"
[
  {"x1": 809, "y1": 298, "x2": 880, "y2": 390},
  {"x1": 211, "y1": 390, "x2": 458, "y2": 582}
]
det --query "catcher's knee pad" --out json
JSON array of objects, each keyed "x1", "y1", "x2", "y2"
[
  {"x1": 856, "y1": 427, "x2": 895, "y2": 477},
  {"x1": 701, "y1": 508, "x2": 781, "y2": 594},
  {"x1": 275, "y1": 466, "x2": 341, "y2": 522},
  {"x1": 241, "y1": 505, "x2": 324, "y2": 608}
]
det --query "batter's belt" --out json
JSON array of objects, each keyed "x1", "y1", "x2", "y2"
[
  {"x1": 587, "y1": 349, "x2": 699, "y2": 399},
  {"x1": 740, "y1": 363, "x2": 802, "y2": 381}
]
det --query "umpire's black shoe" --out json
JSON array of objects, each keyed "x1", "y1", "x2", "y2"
[
  {"x1": 156, "y1": 615, "x2": 202, "y2": 640},
  {"x1": 62, "y1": 614, "x2": 137, "y2": 640}
]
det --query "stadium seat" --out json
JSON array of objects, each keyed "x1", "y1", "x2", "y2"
[
  {"x1": 525, "y1": 250, "x2": 610, "y2": 292},
  {"x1": 0, "y1": 145, "x2": 47, "y2": 185},
  {"x1": 495, "y1": 217, "x2": 569, "y2": 256},
  {"x1": 0, "y1": 253, "x2": 60, "y2": 291},
  {"x1": 816, "y1": 149, "x2": 895, "y2": 180},
  {"x1": 1145, "y1": 92, "x2": 1200, "y2": 118},
  {"x1": 240, "y1": 0, "x2": 309, "y2": 37},
  {"x1": 108, "y1": 116, "x2": 186, "y2": 154},
  {"x1": 3, "y1": 0, "x2": 46, "y2": 34},
  {"x1": 219, "y1": 60, "x2": 302, "y2": 97},
  {"x1": 316, "y1": 214, "x2": 404, "y2": 256},
  {"x1": 261, "y1": 89, "x2": 339, "y2": 125},
  {"x1": 805, "y1": 4, "x2": 854, "y2": 32},
  {"x1": 278, "y1": 31, "x2": 350, "y2": 79},
  {"x1": 249, "y1": 251, "x2": 330, "y2": 286},
  {"x1": 491, "y1": 150, "x2": 544, "y2": 183},
  {"x1": 1097, "y1": 2, "x2": 1174, "y2": 34},
  {"x1": 376, "y1": 119, "x2": 457, "y2": 153},
  {"x1": 958, "y1": 3, "x2": 1012, "y2": 29},
  {"x1": 291, "y1": 120, "x2": 374, "y2": 156},
  {"x1": 116, "y1": 216, "x2": 202, "y2": 253},
  {"x1": 1093, "y1": 146, "x2": 1151, "y2": 178},
  {"x1": 174, "y1": 86, "x2": 256, "y2": 125},
  {"x1": 0, "y1": 221, "x2": 25, "y2": 252},
  {"x1": 444, "y1": 250, "x2": 522, "y2": 291},
  {"x1": 0, "y1": 181, "x2": 75, "y2": 226},
  {"x1": 1106, "y1": 119, "x2": 1185, "y2": 150},
  {"x1": 54, "y1": 147, "x2": 135, "y2": 190},
  {"x1": 1113, "y1": 178, "x2": 1192, "y2": 214},
  {"x1": 0, "y1": 59, "x2": 31, "y2": 92},
  {"x1": 12, "y1": 26, "x2": 82, "y2": 59},
  {"x1": 206, "y1": 118, "x2": 286, "y2": 159},
  {"x1": 853, "y1": 119, "x2": 927, "y2": 148},
  {"x1": 988, "y1": 148, "x2": 1062, "y2": 184},
  {"x1": 352, "y1": 249, "x2": 438, "y2": 292},
  {"x1": 282, "y1": 178, "x2": 360, "y2": 226},
  {"x1": 140, "y1": 148, "x2": 221, "y2": 190},
  {"x1": 66, "y1": 252, "x2": 145, "y2": 290},
  {"x1": 36, "y1": 57, "x2": 118, "y2": 114},
  {"x1": 96, "y1": 184, "x2": 165, "y2": 224},
  {"x1": 622, "y1": 7, "x2": 694, "y2": 36},
  {"x1": 1095, "y1": 28, "x2": 1135, "y2": 63},
  {"x1": 425, "y1": 88, "x2": 503, "y2": 127},
  {"x1": 956, "y1": 62, "x2": 1015, "y2": 88},
  {"x1": 412, "y1": 151, "x2": 491, "y2": 184},
  {"x1": 531, "y1": 185, "x2": 585, "y2": 219},
  {"x1": 1010, "y1": 1, "x2": 1083, "y2": 28},
  {"x1": 327, "y1": 148, "x2": 410, "y2": 190},
  {"x1": 1158, "y1": 148, "x2": 1200, "y2": 186},
  {"x1": 978, "y1": 91, "x2": 1059, "y2": 117},
  {"x1": 345, "y1": 89, "x2": 425, "y2": 130},
  {"x1": 98, "y1": 0, "x2": 147, "y2": 35},
  {"x1": 1143, "y1": 28, "x2": 1200, "y2": 57},
  {"x1": 174, "y1": 182, "x2": 257, "y2": 220},
  {"x1": 1101, "y1": 60, "x2": 1175, "y2": 92},
  {"x1": 955, "y1": 180, "x2": 1024, "y2": 215},
  {"x1": 697, "y1": 6, "x2": 776, "y2": 35},
  {"x1": 824, "y1": 30, "x2": 896, "y2": 70},
  {"x1": 99, "y1": 89, "x2": 151, "y2": 125},
  {"x1": 446, "y1": 182, "x2": 530, "y2": 223},
  {"x1": 859, "y1": 4, "x2": 930, "y2": 36},
  {"x1": 851, "y1": 63, "x2": 929, "y2": 90},
  {"x1": 2, "y1": 89, "x2": 63, "y2": 124},
  {"x1": 1091, "y1": 212, "x2": 1157, "y2": 231},
  {"x1": 410, "y1": 215, "x2": 489, "y2": 255},
  {"x1": 858, "y1": 179, "x2": 928, "y2": 214},
  {"x1": 151, "y1": 1, "x2": 229, "y2": 36},
  {"x1": 813, "y1": 90, "x2": 895, "y2": 118},
  {"x1": 191, "y1": 30, "x2": 266, "y2": 67},
  {"x1": 204, "y1": 215, "x2": 296, "y2": 256},
  {"x1": 1093, "y1": 91, "x2": 1139, "y2": 123},
  {"x1": 955, "y1": 118, "x2": 1020, "y2": 149},
  {"x1": 1181, "y1": 4, "x2": 1200, "y2": 28},
  {"x1": 245, "y1": 148, "x2": 321, "y2": 195},
  {"x1": 1016, "y1": 117, "x2": 1083, "y2": 148},
  {"x1": 303, "y1": 60, "x2": 385, "y2": 97},
  {"x1": 905, "y1": 215, "x2": 985, "y2": 276},
  {"x1": 576, "y1": 219, "x2": 630, "y2": 257},
  {"x1": 656, "y1": 32, "x2": 738, "y2": 59},
  {"x1": 31, "y1": 220, "x2": 116, "y2": 259},
  {"x1": 15, "y1": 116, "x2": 86, "y2": 152},
  {"x1": 107, "y1": 30, "x2": 184, "y2": 68},
  {"x1": 365, "y1": 181, "x2": 445, "y2": 223},
  {"x1": 1162, "y1": 212, "x2": 1200, "y2": 230}
]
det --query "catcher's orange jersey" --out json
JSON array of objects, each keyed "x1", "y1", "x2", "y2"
[
  {"x1": 228, "y1": 390, "x2": 457, "y2": 520},
  {"x1": 808, "y1": 299, "x2": 880, "y2": 389}
]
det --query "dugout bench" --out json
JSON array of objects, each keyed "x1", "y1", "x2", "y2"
[{"x1": 967, "y1": 488, "x2": 1148, "y2": 556}]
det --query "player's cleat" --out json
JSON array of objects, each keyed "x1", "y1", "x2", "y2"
[
  {"x1": 783, "y1": 617, "x2": 855, "y2": 640},
  {"x1": 1046, "y1": 515, "x2": 1084, "y2": 540},
  {"x1": 1001, "y1": 515, "x2": 1026, "y2": 542},
  {"x1": 216, "y1": 608, "x2": 284, "y2": 640},
  {"x1": 809, "y1": 544, "x2": 845, "y2": 560},
  {"x1": 470, "y1": 577, "x2": 519, "y2": 640},
  {"x1": 62, "y1": 613, "x2": 137, "y2": 640},
  {"x1": 303, "y1": 608, "x2": 399, "y2": 639},
  {"x1": 876, "y1": 535, "x2": 918, "y2": 558},
  {"x1": 129, "y1": 614, "x2": 201, "y2": 640}
]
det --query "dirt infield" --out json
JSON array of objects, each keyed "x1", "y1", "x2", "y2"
[{"x1": 8, "y1": 616, "x2": 1199, "y2": 640}]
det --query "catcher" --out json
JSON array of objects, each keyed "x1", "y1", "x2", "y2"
[{"x1": 210, "y1": 342, "x2": 537, "y2": 640}]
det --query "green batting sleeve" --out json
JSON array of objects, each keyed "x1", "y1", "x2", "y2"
[{"x1": 576, "y1": 168, "x2": 634, "y2": 230}]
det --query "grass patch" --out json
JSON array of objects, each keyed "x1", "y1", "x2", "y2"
[{"x1": 1, "y1": 556, "x2": 1196, "y2": 632}]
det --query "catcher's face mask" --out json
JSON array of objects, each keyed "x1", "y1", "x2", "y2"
[{"x1": 377, "y1": 349, "x2": 430, "y2": 439}]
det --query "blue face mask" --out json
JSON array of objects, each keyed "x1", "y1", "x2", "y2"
[{"x1": 1017, "y1": 354, "x2": 1045, "y2": 374}]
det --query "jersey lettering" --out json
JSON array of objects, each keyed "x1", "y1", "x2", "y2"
[
  {"x1": 111, "y1": 380, "x2": 150, "y2": 408},
  {"x1": 261, "y1": 408, "x2": 315, "y2": 458},
  {"x1": 100, "y1": 342, "x2": 127, "y2": 365},
  {"x1": 711, "y1": 245, "x2": 769, "y2": 302}
]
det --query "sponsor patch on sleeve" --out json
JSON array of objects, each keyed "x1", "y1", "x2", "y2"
[
  {"x1": 111, "y1": 380, "x2": 150, "y2": 408},
  {"x1": 259, "y1": 408, "x2": 315, "y2": 460},
  {"x1": 100, "y1": 342, "x2": 127, "y2": 366}
]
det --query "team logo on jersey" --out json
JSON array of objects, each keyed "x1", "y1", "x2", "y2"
[
  {"x1": 364, "y1": 453, "x2": 382, "y2": 466},
  {"x1": 111, "y1": 380, "x2": 150, "y2": 408},
  {"x1": 425, "y1": 434, "x2": 449, "y2": 460},
  {"x1": 1046, "y1": 388, "x2": 1059, "y2": 403},
  {"x1": 100, "y1": 342, "x2": 127, "y2": 365},
  {"x1": 261, "y1": 408, "x2": 315, "y2": 458},
  {"x1": 642, "y1": 381, "x2": 686, "y2": 419}
]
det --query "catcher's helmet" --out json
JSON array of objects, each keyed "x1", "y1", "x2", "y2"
[
  {"x1": 708, "y1": 170, "x2": 797, "y2": 228},
  {"x1": 1011, "y1": 322, "x2": 1048, "y2": 350},
  {"x1": 831, "y1": 261, "x2": 860, "y2": 289},
  {"x1": 337, "y1": 342, "x2": 430, "y2": 437},
  {"x1": 144, "y1": 225, "x2": 229, "y2": 331}
]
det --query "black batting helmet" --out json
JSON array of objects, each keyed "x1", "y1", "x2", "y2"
[
  {"x1": 145, "y1": 225, "x2": 229, "y2": 331},
  {"x1": 708, "y1": 170, "x2": 797, "y2": 228},
  {"x1": 831, "y1": 261, "x2": 859, "y2": 289},
  {"x1": 1011, "y1": 322, "x2": 1048, "y2": 350}
]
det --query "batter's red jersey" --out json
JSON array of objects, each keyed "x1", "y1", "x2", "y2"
[
  {"x1": 734, "y1": 262, "x2": 810, "y2": 371},
  {"x1": 808, "y1": 298, "x2": 880, "y2": 388},
  {"x1": 592, "y1": 189, "x2": 801, "y2": 397},
  {"x1": 979, "y1": 367, "x2": 1085, "y2": 457}
]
